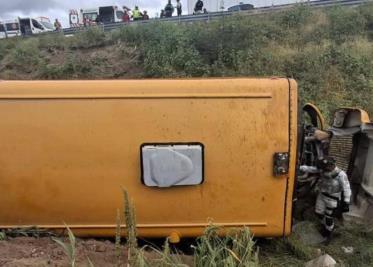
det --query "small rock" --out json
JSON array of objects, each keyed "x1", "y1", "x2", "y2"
[
  {"x1": 305, "y1": 254, "x2": 336, "y2": 267},
  {"x1": 315, "y1": 248, "x2": 322, "y2": 257},
  {"x1": 30, "y1": 248, "x2": 38, "y2": 257},
  {"x1": 341, "y1": 246, "x2": 354, "y2": 254}
]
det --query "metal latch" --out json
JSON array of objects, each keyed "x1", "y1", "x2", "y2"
[{"x1": 273, "y1": 152, "x2": 289, "y2": 176}]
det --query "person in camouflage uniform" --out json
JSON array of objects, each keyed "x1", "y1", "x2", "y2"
[{"x1": 301, "y1": 156, "x2": 351, "y2": 238}]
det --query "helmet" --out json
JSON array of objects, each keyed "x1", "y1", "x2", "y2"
[{"x1": 317, "y1": 157, "x2": 336, "y2": 170}]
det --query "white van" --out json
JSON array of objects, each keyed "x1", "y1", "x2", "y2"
[
  {"x1": 36, "y1": 17, "x2": 55, "y2": 31},
  {"x1": 82, "y1": 8, "x2": 99, "y2": 24},
  {"x1": 98, "y1": 6, "x2": 124, "y2": 23},
  {"x1": 70, "y1": 6, "x2": 124, "y2": 27},
  {"x1": 0, "y1": 17, "x2": 53, "y2": 39},
  {"x1": 19, "y1": 17, "x2": 54, "y2": 36}
]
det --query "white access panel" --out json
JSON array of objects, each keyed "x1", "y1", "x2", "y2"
[{"x1": 141, "y1": 143, "x2": 204, "y2": 187}]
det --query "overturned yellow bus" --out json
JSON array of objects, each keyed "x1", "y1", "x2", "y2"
[{"x1": 0, "y1": 78, "x2": 298, "y2": 239}]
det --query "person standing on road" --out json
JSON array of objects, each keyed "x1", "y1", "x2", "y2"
[
  {"x1": 132, "y1": 6, "x2": 143, "y2": 21},
  {"x1": 83, "y1": 16, "x2": 89, "y2": 27},
  {"x1": 54, "y1": 19, "x2": 62, "y2": 31},
  {"x1": 194, "y1": 0, "x2": 204, "y2": 14},
  {"x1": 122, "y1": 10, "x2": 130, "y2": 23},
  {"x1": 143, "y1": 11, "x2": 150, "y2": 20},
  {"x1": 176, "y1": 0, "x2": 182, "y2": 16},
  {"x1": 300, "y1": 157, "x2": 351, "y2": 240},
  {"x1": 160, "y1": 10, "x2": 165, "y2": 18},
  {"x1": 95, "y1": 15, "x2": 102, "y2": 25},
  {"x1": 20, "y1": 23, "x2": 26, "y2": 37},
  {"x1": 164, "y1": 0, "x2": 174, "y2": 18}
]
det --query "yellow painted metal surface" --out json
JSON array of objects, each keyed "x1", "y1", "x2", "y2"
[
  {"x1": 304, "y1": 103, "x2": 325, "y2": 130},
  {"x1": 336, "y1": 107, "x2": 371, "y2": 124},
  {"x1": 0, "y1": 78, "x2": 297, "y2": 238}
]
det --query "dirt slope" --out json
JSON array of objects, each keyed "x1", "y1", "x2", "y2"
[{"x1": 0, "y1": 237, "x2": 127, "y2": 267}]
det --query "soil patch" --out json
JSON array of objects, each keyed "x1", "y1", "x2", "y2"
[{"x1": 0, "y1": 237, "x2": 128, "y2": 267}]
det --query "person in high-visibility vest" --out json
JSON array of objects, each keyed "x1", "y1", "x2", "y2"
[{"x1": 132, "y1": 6, "x2": 143, "y2": 21}]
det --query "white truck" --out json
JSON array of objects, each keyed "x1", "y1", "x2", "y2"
[
  {"x1": 69, "y1": 6, "x2": 125, "y2": 27},
  {"x1": 0, "y1": 17, "x2": 54, "y2": 39}
]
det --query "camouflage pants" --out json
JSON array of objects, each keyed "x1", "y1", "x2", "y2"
[{"x1": 315, "y1": 193, "x2": 339, "y2": 231}]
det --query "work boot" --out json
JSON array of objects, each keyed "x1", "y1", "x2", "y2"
[
  {"x1": 320, "y1": 228, "x2": 333, "y2": 245},
  {"x1": 320, "y1": 227, "x2": 332, "y2": 237}
]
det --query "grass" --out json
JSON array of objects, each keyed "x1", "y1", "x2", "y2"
[
  {"x1": 123, "y1": 189, "x2": 138, "y2": 266},
  {"x1": 321, "y1": 223, "x2": 373, "y2": 267},
  {"x1": 121, "y1": 189, "x2": 191, "y2": 266},
  {"x1": 115, "y1": 209, "x2": 122, "y2": 267},
  {"x1": 194, "y1": 225, "x2": 259, "y2": 267},
  {"x1": 13, "y1": 191, "x2": 371, "y2": 267},
  {"x1": 52, "y1": 225, "x2": 76, "y2": 267},
  {"x1": 259, "y1": 221, "x2": 373, "y2": 267},
  {"x1": 121, "y1": 189, "x2": 260, "y2": 266},
  {"x1": 0, "y1": 231, "x2": 5, "y2": 241},
  {"x1": 1, "y1": 226, "x2": 56, "y2": 238}
]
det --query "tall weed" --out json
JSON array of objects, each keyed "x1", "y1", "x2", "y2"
[
  {"x1": 52, "y1": 225, "x2": 76, "y2": 267},
  {"x1": 194, "y1": 225, "x2": 259, "y2": 267}
]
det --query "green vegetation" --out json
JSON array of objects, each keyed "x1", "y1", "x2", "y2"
[
  {"x1": 194, "y1": 226, "x2": 259, "y2": 267},
  {"x1": 115, "y1": 208, "x2": 123, "y2": 267},
  {"x1": 46, "y1": 190, "x2": 373, "y2": 266},
  {"x1": 52, "y1": 225, "x2": 77, "y2": 267},
  {"x1": 260, "y1": 221, "x2": 373, "y2": 267},
  {"x1": 322, "y1": 223, "x2": 373, "y2": 267},
  {"x1": 121, "y1": 190, "x2": 259, "y2": 266},
  {"x1": 0, "y1": 226, "x2": 55, "y2": 238},
  {"x1": 0, "y1": 4, "x2": 372, "y2": 118},
  {"x1": 0, "y1": 231, "x2": 5, "y2": 240}
]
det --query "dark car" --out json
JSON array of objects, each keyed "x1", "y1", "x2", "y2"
[{"x1": 228, "y1": 3, "x2": 254, "y2": 12}]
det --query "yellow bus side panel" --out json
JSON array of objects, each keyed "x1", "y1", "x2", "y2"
[{"x1": 0, "y1": 78, "x2": 297, "y2": 237}]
